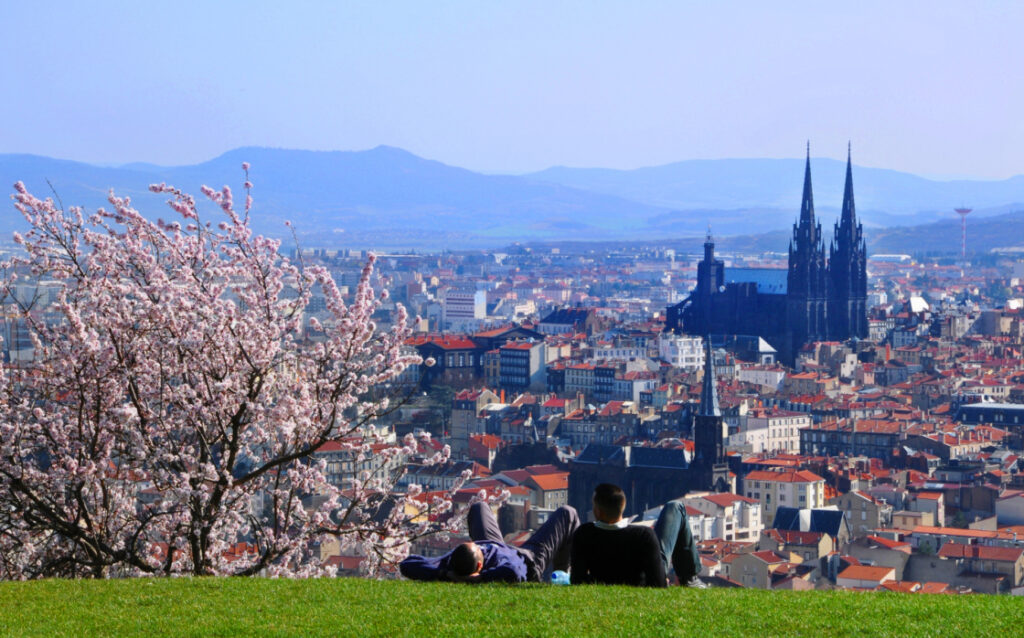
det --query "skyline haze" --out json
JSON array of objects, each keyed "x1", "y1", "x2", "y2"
[{"x1": 3, "y1": 1, "x2": 1021, "y2": 179}]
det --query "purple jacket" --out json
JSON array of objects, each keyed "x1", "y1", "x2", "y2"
[{"x1": 399, "y1": 540, "x2": 529, "y2": 583}]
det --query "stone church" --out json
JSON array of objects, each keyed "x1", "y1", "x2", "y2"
[
  {"x1": 568, "y1": 340, "x2": 733, "y2": 516},
  {"x1": 665, "y1": 145, "x2": 868, "y2": 364}
]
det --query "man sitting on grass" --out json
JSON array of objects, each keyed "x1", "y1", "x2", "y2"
[
  {"x1": 400, "y1": 501, "x2": 579, "y2": 583},
  {"x1": 570, "y1": 483, "x2": 706, "y2": 588}
]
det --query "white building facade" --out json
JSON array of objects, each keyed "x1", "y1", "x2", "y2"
[
  {"x1": 743, "y1": 469, "x2": 826, "y2": 525},
  {"x1": 443, "y1": 289, "x2": 486, "y2": 329},
  {"x1": 683, "y1": 492, "x2": 764, "y2": 542},
  {"x1": 730, "y1": 409, "x2": 812, "y2": 454},
  {"x1": 658, "y1": 334, "x2": 704, "y2": 371}
]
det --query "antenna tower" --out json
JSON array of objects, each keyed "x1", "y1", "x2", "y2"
[{"x1": 954, "y1": 207, "x2": 972, "y2": 264}]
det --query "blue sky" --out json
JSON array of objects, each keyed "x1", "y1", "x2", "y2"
[{"x1": 2, "y1": 1, "x2": 1021, "y2": 178}]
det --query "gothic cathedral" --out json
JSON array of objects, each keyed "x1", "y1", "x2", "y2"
[{"x1": 665, "y1": 145, "x2": 869, "y2": 364}]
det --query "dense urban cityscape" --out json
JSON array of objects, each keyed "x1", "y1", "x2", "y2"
[{"x1": 8, "y1": 154, "x2": 1023, "y2": 594}]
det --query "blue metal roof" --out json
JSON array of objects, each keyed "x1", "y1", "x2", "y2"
[
  {"x1": 772, "y1": 506, "x2": 849, "y2": 538},
  {"x1": 724, "y1": 267, "x2": 788, "y2": 294}
]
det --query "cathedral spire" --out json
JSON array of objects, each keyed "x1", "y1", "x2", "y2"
[
  {"x1": 699, "y1": 337, "x2": 720, "y2": 417},
  {"x1": 703, "y1": 224, "x2": 715, "y2": 262},
  {"x1": 828, "y1": 142, "x2": 869, "y2": 341},
  {"x1": 800, "y1": 141, "x2": 815, "y2": 226},
  {"x1": 840, "y1": 142, "x2": 856, "y2": 232}
]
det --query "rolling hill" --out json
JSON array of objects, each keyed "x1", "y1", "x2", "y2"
[
  {"x1": 3, "y1": 147, "x2": 1023, "y2": 252},
  {"x1": 2, "y1": 147, "x2": 671, "y2": 247}
]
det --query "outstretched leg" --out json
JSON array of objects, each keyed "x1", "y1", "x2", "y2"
[
  {"x1": 520, "y1": 505, "x2": 580, "y2": 577},
  {"x1": 653, "y1": 500, "x2": 700, "y2": 583},
  {"x1": 467, "y1": 501, "x2": 504, "y2": 543}
]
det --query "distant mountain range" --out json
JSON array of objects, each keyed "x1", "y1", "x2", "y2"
[
  {"x1": 2, "y1": 146, "x2": 1023, "y2": 254},
  {"x1": 528, "y1": 159, "x2": 1024, "y2": 226}
]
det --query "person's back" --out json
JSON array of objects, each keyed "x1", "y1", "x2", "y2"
[
  {"x1": 571, "y1": 522, "x2": 664, "y2": 586},
  {"x1": 570, "y1": 484, "x2": 667, "y2": 587}
]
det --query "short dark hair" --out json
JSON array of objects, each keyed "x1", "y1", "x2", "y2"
[
  {"x1": 450, "y1": 542, "x2": 481, "y2": 576},
  {"x1": 592, "y1": 483, "x2": 626, "y2": 517}
]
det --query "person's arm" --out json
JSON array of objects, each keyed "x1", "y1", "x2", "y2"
[
  {"x1": 475, "y1": 563, "x2": 522, "y2": 583},
  {"x1": 639, "y1": 529, "x2": 667, "y2": 588},
  {"x1": 399, "y1": 554, "x2": 447, "y2": 582},
  {"x1": 570, "y1": 528, "x2": 592, "y2": 584},
  {"x1": 472, "y1": 543, "x2": 528, "y2": 583}
]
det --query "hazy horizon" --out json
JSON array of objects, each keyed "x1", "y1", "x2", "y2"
[
  {"x1": 5, "y1": 144, "x2": 1019, "y2": 185},
  {"x1": 3, "y1": 1, "x2": 1022, "y2": 179}
]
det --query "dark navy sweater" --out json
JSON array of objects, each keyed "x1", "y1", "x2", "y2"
[
  {"x1": 399, "y1": 540, "x2": 529, "y2": 583},
  {"x1": 570, "y1": 523, "x2": 667, "y2": 587}
]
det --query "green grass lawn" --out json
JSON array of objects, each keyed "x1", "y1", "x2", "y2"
[{"x1": 0, "y1": 578, "x2": 1017, "y2": 637}]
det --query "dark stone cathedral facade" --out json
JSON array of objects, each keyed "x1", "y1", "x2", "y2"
[{"x1": 665, "y1": 146, "x2": 868, "y2": 364}]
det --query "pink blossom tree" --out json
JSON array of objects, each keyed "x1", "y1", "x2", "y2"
[{"x1": 0, "y1": 167, "x2": 467, "y2": 578}]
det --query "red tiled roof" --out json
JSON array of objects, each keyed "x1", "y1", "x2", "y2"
[
  {"x1": 912, "y1": 526, "x2": 1017, "y2": 540},
  {"x1": 501, "y1": 341, "x2": 536, "y2": 351},
  {"x1": 598, "y1": 401, "x2": 628, "y2": 417},
  {"x1": 880, "y1": 581, "x2": 920, "y2": 593},
  {"x1": 474, "y1": 326, "x2": 517, "y2": 338},
  {"x1": 497, "y1": 469, "x2": 531, "y2": 484},
  {"x1": 749, "y1": 550, "x2": 787, "y2": 564},
  {"x1": 937, "y1": 544, "x2": 1024, "y2": 562},
  {"x1": 527, "y1": 473, "x2": 569, "y2": 492},
  {"x1": 745, "y1": 469, "x2": 824, "y2": 483},
  {"x1": 315, "y1": 440, "x2": 346, "y2": 453},
  {"x1": 406, "y1": 335, "x2": 478, "y2": 350},
  {"x1": 467, "y1": 478, "x2": 506, "y2": 490},
  {"x1": 702, "y1": 492, "x2": 759, "y2": 507},
  {"x1": 838, "y1": 565, "x2": 895, "y2": 582},
  {"x1": 451, "y1": 487, "x2": 505, "y2": 504},
  {"x1": 866, "y1": 535, "x2": 910, "y2": 550},
  {"x1": 324, "y1": 555, "x2": 365, "y2": 570},
  {"x1": 788, "y1": 372, "x2": 818, "y2": 380},
  {"x1": 469, "y1": 433, "x2": 504, "y2": 450}
]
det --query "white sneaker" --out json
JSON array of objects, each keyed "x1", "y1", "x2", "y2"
[{"x1": 685, "y1": 576, "x2": 708, "y2": 589}]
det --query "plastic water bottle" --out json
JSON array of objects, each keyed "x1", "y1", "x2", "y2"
[{"x1": 550, "y1": 570, "x2": 570, "y2": 585}]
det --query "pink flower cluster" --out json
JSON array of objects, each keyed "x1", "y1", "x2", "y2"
[{"x1": 0, "y1": 168, "x2": 462, "y2": 579}]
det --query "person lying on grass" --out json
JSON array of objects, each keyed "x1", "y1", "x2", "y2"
[
  {"x1": 400, "y1": 501, "x2": 579, "y2": 583},
  {"x1": 570, "y1": 483, "x2": 707, "y2": 588}
]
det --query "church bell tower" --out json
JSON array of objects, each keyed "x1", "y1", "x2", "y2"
[{"x1": 693, "y1": 338, "x2": 731, "y2": 492}]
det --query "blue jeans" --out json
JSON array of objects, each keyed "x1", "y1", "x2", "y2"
[{"x1": 653, "y1": 500, "x2": 700, "y2": 582}]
